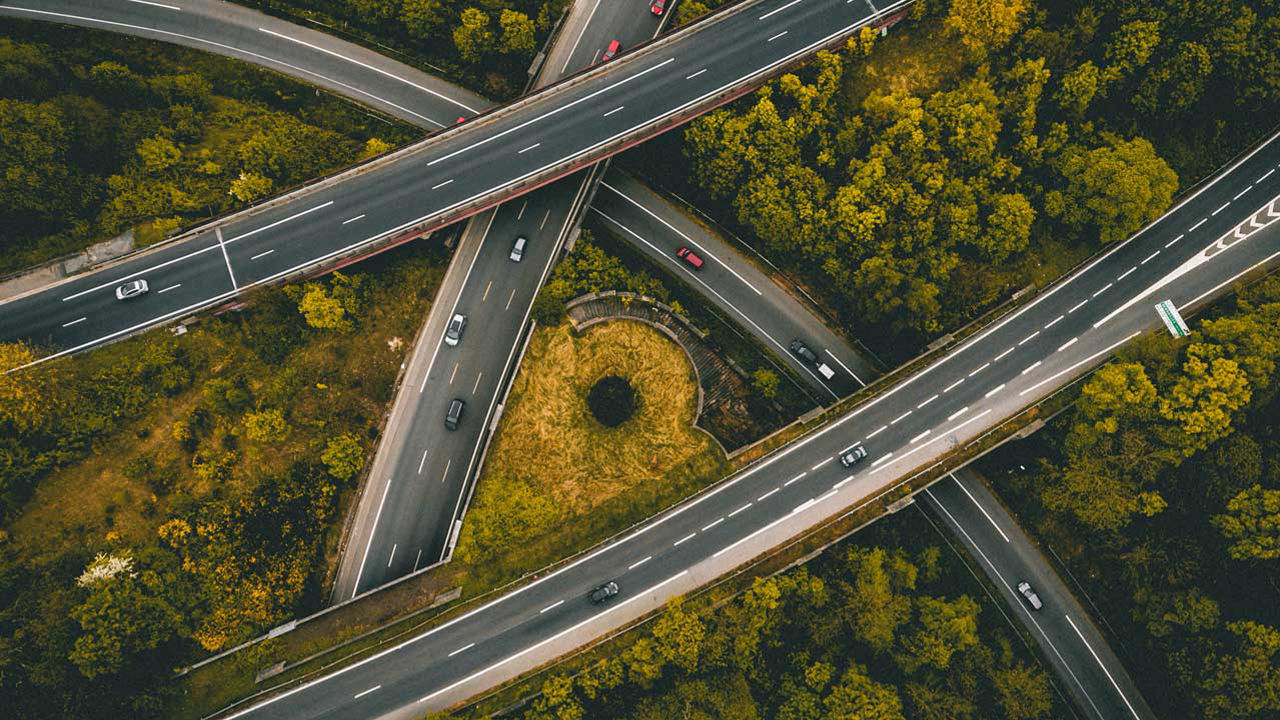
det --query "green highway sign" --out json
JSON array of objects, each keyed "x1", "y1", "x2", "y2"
[{"x1": 1155, "y1": 299, "x2": 1190, "y2": 338}]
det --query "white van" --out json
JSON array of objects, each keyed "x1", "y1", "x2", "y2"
[{"x1": 816, "y1": 363, "x2": 835, "y2": 381}]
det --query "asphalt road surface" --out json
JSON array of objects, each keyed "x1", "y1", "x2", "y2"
[
  {"x1": 922, "y1": 470, "x2": 1155, "y2": 720},
  {"x1": 593, "y1": 168, "x2": 1156, "y2": 719},
  {"x1": 330, "y1": 0, "x2": 672, "y2": 600},
  {"x1": 1, "y1": 0, "x2": 911, "y2": 363},
  {"x1": 218, "y1": 123, "x2": 1280, "y2": 720}
]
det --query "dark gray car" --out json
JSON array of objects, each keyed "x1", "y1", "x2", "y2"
[
  {"x1": 789, "y1": 339, "x2": 818, "y2": 364},
  {"x1": 445, "y1": 398, "x2": 465, "y2": 431},
  {"x1": 589, "y1": 581, "x2": 619, "y2": 604}
]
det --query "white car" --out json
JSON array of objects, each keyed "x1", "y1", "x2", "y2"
[
  {"x1": 510, "y1": 236, "x2": 527, "y2": 262},
  {"x1": 1017, "y1": 581, "x2": 1043, "y2": 610},
  {"x1": 840, "y1": 445, "x2": 867, "y2": 467},
  {"x1": 114, "y1": 279, "x2": 149, "y2": 300}
]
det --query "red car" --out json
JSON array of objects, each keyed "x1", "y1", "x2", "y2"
[
  {"x1": 676, "y1": 247, "x2": 704, "y2": 270},
  {"x1": 650, "y1": 0, "x2": 667, "y2": 15},
  {"x1": 601, "y1": 40, "x2": 621, "y2": 62}
]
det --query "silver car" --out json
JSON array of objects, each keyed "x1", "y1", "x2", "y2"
[
  {"x1": 114, "y1": 279, "x2": 149, "y2": 300},
  {"x1": 510, "y1": 235, "x2": 527, "y2": 262},
  {"x1": 1017, "y1": 581, "x2": 1043, "y2": 610},
  {"x1": 444, "y1": 313, "x2": 467, "y2": 346}
]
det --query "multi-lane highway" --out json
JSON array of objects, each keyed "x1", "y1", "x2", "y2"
[
  {"x1": 1, "y1": 0, "x2": 909, "y2": 364},
  {"x1": 331, "y1": 0, "x2": 674, "y2": 600},
  {"x1": 218, "y1": 119, "x2": 1280, "y2": 720}
]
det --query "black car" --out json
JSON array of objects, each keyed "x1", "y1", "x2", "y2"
[
  {"x1": 789, "y1": 339, "x2": 818, "y2": 364},
  {"x1": 445, "y1": 398, "x2": 465, "y2": 431},
  {"x1": 589, "y1": 581, "x2": 619, "y2": 604},
  {"x1": 839, "y1": 446, "x2": 867, "y2": 467}
]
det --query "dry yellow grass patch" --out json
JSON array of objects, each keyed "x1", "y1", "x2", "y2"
[{"x1": 485, "y1": 320, "x2": 713, "y2": 514}]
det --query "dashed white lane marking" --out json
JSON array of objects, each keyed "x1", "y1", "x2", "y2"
[
  {"x1": 353, "y1": 685, "x2": 381, "y2": 700},
  {"x1": 342, "y1": 214, "x2": 365, "y2": 225},
  {"x1": 816, "y1": 489, "x2": 838, "y2": 503},
  {"x1": 757, "y1": 487, "x2": 781, "y2": 502},
  {"x1": 62, "y1": 317, "x2": 86, "y2": 327},
  {"x1": 432, "y1": 179, "x2": 454, "y2": 190},
  {"x1": 685, "y1": 69, "x2": 707, "y2": 79},
  {"x1": 1068, "y1": 299, "x2": 1089, "y2": 314},
  {"x1": 1022, "y1": 332, "x2": 1141, "y2": 396},
  {"x1": 760, "y1": 0, "x2": 803, "y2": 20},
  {"x1": 968, "y1": 363, "x2": 990, "y2": 377},
  {"x1": 482, "y1": 281, "x2": 492, "y2": 302},
  {"x1": 1045, "y1": 315, "x2": 1065, "y2": 329},
  {"x1": 943, "y1": 378, "x2": 965, "y2": 393},
  {"x1": 1260, "y1": 168, "x2": 1277, "y2": 183},
  {"x1": 603, "y1": 106, "x2": 625, "y2": 117},
  {"x1": 728, "y1": 503, "x2": 752, "y2": 518},
  {"x1": 811, "y1": 458, "x2": 832, "y2": 471},
  {"x1": 1166, "y1": 234, "x2": 1184, "y2": 248},
  {"x1": 540, "y1": 600, "x2": 564, "y2": 614},
  {"x1": 891, "y1": 410, "x2": 912, "y2": 424},
  {"x1": 1064, "y1": 615, "x2": 1145, "y2": 720},
  {"x1": 870, "y1": 453, "x2": 893, "y2": 467},
  {"x1": 472, "y1": 371, "x2": 483, "y2": 394},
  {"x1": 984, "y1": 384, "x2": 1006, "y2": 398},
  {"x1": 387, "y1": 544, "x2": 397, "y2": 567},
  {"x1": 418, "y1": 450, "x2": 429, "y2": 474},
  {"x1": 1058, "y1": 337, "x2": 1078, "y2": 352},
  {"x1": 910, "y1": 430, "x2": 931, "y2": 443},
  {"x1": 1141, "y1": 250, "x2": 1160, "y2": 264},
  {"x1": 1189, "y1": 218, "x2": 1208, "y2": 232},
  {"x1": 413, "y1": 548, "x2": 422, "y2": 571},
  {"x1": 250, "y1": 249, "x2": 275, "y2": 260},
  {"x1": 946, "y1": 406, "x2": 969, "y2": 421},
  {"x1": 784, "y1": 472, "x2": 806, "y2": 486},
  {"x1": 516, "y1": 200, "x2": 528, "y2": 220},
  {"x1": 833, "y1": 477, "x2": 851, "y2": 490},
  {"x1": 1234, "y1": 185, "x2": 1253, "y2": 201},
  {"x1": 1212, "y1": 202, "x2": 1230, "y2": 216},
  {"x1": 1018, "y1": 331, "x2": 1039, "y2": 346},
  {"x1": 447, "y1": 643, "x2": 475, "y2": 657},
  {"x1": 871, "y1": 410, "x2": 992, "y2": 475},
  {"x1": 767, "y1": 30, "x2": 790, "y2": 42},
  {"x1": 701, "y1": 518, "x2": 724, "y2": 532},
  {"x1": 226, "y1": 203, "x2": 328, "y2": 245},
  {"x1": 918, "y1": 394, "x2": 939, "y2": 408},
  {"x1": 673, "y1": 532, "x2": 696, "y2": 547},
  {"x1": 540, "y1": 209, "x2": 551, "y2": 230},
  {"x1": 158, "y1": 284, "x2": 181, "y2": 294},
  {"x1": 1091, "y1": 283, "x2": 1112, "y2": 297},
  {"x1": 440, "y1": 458, "x2": 451, "y2": 484},
  {"x1": 867, "y1": 424, "x2": 888, "y2": 439},
  {"x1": 506, "y1": 288, "x2": 516, "y2": 310},
  {"x1": 949, "y1": 473, "x2": 1010, "y2": 543},
  {"x1": 628, "y1": 556, "x2": 651, "y2": 570},
  {"x1": 1021, "y1": 360, "x2": 1042, "y2": 375},
  {"x1": 448, "y1": 362, "x2": 458, "y2": 384},
  {"x1": 518, "y1": 143, "x2": 541, "y2": 154},
  {"x1": 1117, "y1": 267, "x2": 1136, "y2": 281},
  {"x1": 993, "y1": 347, "x2": 1014, "y2": 362}
]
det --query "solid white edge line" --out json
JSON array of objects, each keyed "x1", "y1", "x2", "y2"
[
  {"x1": 948, "y1": 473, "x2": 1010, "y2": 543},
  {"x1": 257, "y1": 27, "x2": 479, "y2": 113},
  {"x1": 1064, "y1": 614, "x2": 1144, "y2": 720}
]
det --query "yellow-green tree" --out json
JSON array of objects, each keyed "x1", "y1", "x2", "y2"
[
  {"x1": 944, "y1": 0, "x2": 1029, "y2": 56},
  {"x1": 321, "y1": 433, "x2": 365, "y2": 480},
  {"x1": 1216, "y1": 485, "x2": 1280, "y2": 560}
]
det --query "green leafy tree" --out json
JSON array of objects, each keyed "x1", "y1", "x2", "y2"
[
  {"x1": 822, "y1": 663, "x2": 905, "y2": 720},
  {"x1": 321, "y1": 433, "x2": 364, "y2": 480},
  {"x1": 751, "y1": 368, "x2": 779, "y2": 399},
  {"x1": 68, "y1": 565, "x2": 186, "y2": 679},
  {"x1": 1194, "y1": 621, "x2": 1280, "y2": 720},
  {"x1": 243, "y1": 408, "x2": 289, "y2": 444},
  {"x1": 1056, "y1": 61, "x2": 1102, "y2": 115},
  {"x1": 944, "y1": 0, "x2": 1029, "y2": 56},
  {"x1": 990, "y1": 663, "x2": 1053, "y2": 720},
  {"x1": 0, "y1": 98, "x2": 74, "y2": 231},
  {"x1": 1157, "y1": 343, "x2": 1251, "y2": 456},
  {"x1": 295, "y1": 283, "x2": 351, "y2": 332},
  {"x1": 675, "y1": 1, "x2": 711, "y2": 27},
  {"x1": 1216, "y1": 485, "x2": 1280, "y2": 560},
  {"x1": 454, "y1": 8, "x2": 495, "y2": 63},
  {"x1": 896, "y1": 594, "x2": 981, "y2": 672},
  {"x1": 980, "y1": 192, "x2": 1035, "y2": 262},
  {"x1": 499, "y1": 10, "x2": 536, "y2": 56},
  {"x1": 137, "y1": 135, "x2": 182, "y2": 175},
  {"x1": 229, "y1": 171, "x2": 274, "y2": 203},
  {"x1": 401, "y1": 0, "x2": 446, "y2": 39},
  {"x1": 841, "y1": 548, "x2": 914, "y2": 653},
  {"x1": 1049, "y1": 135, "x2": 1178, "y2": 243},
  {"x1": 652, "y1": 596, "x2": 706, "y2": 673}
]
